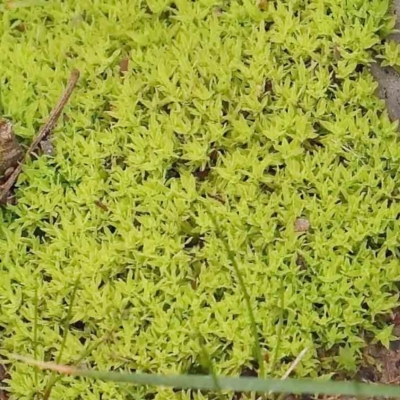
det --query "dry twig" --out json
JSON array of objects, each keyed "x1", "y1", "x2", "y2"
[
  {"x1": 0, "y1": 69, "x2": 80, "y2": 203},
  {"x1": 281, "y1": 347, "x2": 309, "y2": 381}
]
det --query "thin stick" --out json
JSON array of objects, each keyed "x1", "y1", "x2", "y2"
[
  {"x1": 281, "y1": 347, "x2": 308, "y2": 380},
  {"x1": 11, "y1": 355, "x2": 75, "y2": 375},
  {"x1": 272, "y1": 348, "x2": 309, "y2": 400},
  {"x1": 0, "y1": 69, "x2": 80, "y2": 203}
]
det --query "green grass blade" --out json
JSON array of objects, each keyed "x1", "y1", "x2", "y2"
[
  {"x1": 56, "y1": 279, "x2": 80, "y2": 364},
  {"x1": 197, "y1": 332, "x2": 224, "y2": 400},
  {"x1": 207, "y1": 209, "x2": 265, "y2": 379},
  {"x1": 72, "y1": 372, "x2": 400, "y2": 397},
  {"x1": 43, "y1": 335, "x2": 106, "y2": 397},
  {"x1": 33, "y1": 283, "x2": 39, "y2": 387},
  {"x1": 42, "y1": 278, "x2": 80, "y2": 400},
  {"x1": 12, "y1": 358, "x2": 400, "y2": 400},
  {"x1": 270, "y1": 282, "x2": 284, "y2": 376}
]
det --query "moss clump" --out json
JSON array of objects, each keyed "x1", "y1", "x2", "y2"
[{"x1": 1, "y1": 0, "x2": 400, "y2": 399}]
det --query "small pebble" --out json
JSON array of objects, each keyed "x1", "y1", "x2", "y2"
[
  {"x1": 40, "y1": 139, "x2": 55, "y2": 156},
  {"x1": 294, "y1": 218, "x2": 310, "y2": 233}
]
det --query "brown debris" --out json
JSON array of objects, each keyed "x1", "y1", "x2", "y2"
[
  {"x1": 0, "y1": 120, "x2": 23, "y2": 178},
  {"x1": 94, "y1": 200, "x2": 108, "y2": 211},
  {"x1": 296, "y1": 254, "x2": 307, "y2": 269},
  {"x1": 257, "y1": 0, "x2": 268, "y2": 11},
  {"x1": 194, "y1": 168, "x2": 211, "y2": 181},
  {"x1": 389, "y1": 307, "x2": 400, "y2": 337},
  {"x1": 361, "y1": 342, "x2": 400, "y2": 385},
  {"x1": 264, "y1": 80, "x2": 273, "y2": 93},
  {"x1": 15, "y1": 22, "x2": 25, "y2": 32},
  {"x1": 190, "y1": 279, "x2": 198, "y2": 290},
  {"x1": 208, "y1": 193, "x2": 226, "y2": 204},
  {"x1": 0, "y1": 364, "x2": 9, "y2": 400},
  {"x1": 209, "y1": 148, "x2": 218, "y2": 165},
  {"x1": 119, "y1": 57, "x2": 129, "y2": 76},
  {"x1": 370, "y1": 61, "x2": 400, "y2": 124},
  {"x1": 213, "y1": 7, "x2": 223, "y2": 17},
  {"x1": 333, "y1": 45, "x2": 341, "y2": 61}
]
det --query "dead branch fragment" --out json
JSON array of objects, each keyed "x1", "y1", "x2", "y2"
[{"x1": 0, "y1": 69, "x2": 80, "y2": 204}]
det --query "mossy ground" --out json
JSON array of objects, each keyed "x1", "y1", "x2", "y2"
[{"x1": 1, "y1": 0, "x2": 400, "y2": 399}]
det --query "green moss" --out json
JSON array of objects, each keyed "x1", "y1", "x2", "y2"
[{"x1": 0, "y1": 0, "x2": 400, "y2": 398}]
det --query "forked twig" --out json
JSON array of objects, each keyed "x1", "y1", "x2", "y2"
[{"x1": 0, "y1": 69, "x2": 80, "y2": 203}]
